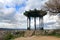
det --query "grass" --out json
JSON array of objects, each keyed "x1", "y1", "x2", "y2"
[
  {"x1": 47, "y1": 33, "x2": 60, "y2": 38},
  {"x1": 31, "y1": 30, "x2": 60, "y2": 38},
  {"x1": 42, "y1": 31, "x2": 60, "y2": 38},
  {"x1": 3, "y1": 30, "x2": 60, "y2": 40},
  {"x1": 4, "y1": 33, "x2": 14, "y2": 40},
  {"x1": 3, "y1": 31, "x2": 25, "y2": 40}
]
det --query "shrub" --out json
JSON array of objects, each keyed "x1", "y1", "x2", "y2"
[
  {"x1": 4, "y1": 33, "x2": 14, "y2": 40},
  {"x1": 14, "y1": 31, "x2": 25, "y2": 38}
]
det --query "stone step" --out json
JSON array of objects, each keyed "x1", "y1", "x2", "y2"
[{"x1": 24, "y1": 30, "x2": 34, "y2": 37}]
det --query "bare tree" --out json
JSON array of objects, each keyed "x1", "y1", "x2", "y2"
[{"x1": 45, "y1": 0, "x2": 60, "y2": 13}]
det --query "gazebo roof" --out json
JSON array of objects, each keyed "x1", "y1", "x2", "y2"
[{"x1": 24, "y1": 9, "x2": 47, "y2": 17}]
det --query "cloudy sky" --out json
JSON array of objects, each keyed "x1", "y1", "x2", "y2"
[{"x1": 0, "y1": 0, "x2": 48, "y2": 29}]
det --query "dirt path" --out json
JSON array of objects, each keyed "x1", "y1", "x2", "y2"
[{"x1": 14, "y1": 36, "x2": 60, "y2": 40}]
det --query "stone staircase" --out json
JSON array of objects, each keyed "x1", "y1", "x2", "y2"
[
  {"x1": 24, "y1": 30, "x2": 44, "y2": 37},
  {"x1": 24, "y1": 30, "x2": 34, "y2": 37}
]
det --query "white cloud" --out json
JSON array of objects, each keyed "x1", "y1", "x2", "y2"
[
  {"x1": 0, "y1": 8, "x2": 15, "y2": 16},
  {"x1": 0, "y1": 0, "x2": 47, "y2": 29},
  {"x1": 0, "y1": 22, "x2": 27, "y2": 29},
  {"x1": 25, "y1": 0, "x2": 48, "y2": 10},
  {"x1": 44, "y1": 12, "x2": 60, "y2": 29}
]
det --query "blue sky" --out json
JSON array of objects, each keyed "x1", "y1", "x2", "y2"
[{"x1": 0, "y1": 0, "x2": 48, "y2": 29}]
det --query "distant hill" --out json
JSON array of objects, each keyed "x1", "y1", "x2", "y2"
[{"x1": 0, "y1": 28, "x2": 27, "y2": 30}]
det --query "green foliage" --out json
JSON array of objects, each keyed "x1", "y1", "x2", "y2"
[
  {"x1": 4, "y1": 33, "x2": 14, "y2": 40},
  {"x1": 43, "y1": 31, "x2": 60, "y2": 38},
  {"x1": 14, "y1": 31, "x2": 25, "y2": 37},
  {"x1": 3, "y1": 31, "x2": 25, "y2": 40},
  {"x1": 47, "y1": 32, "x2": 60, "y2": 37}
]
